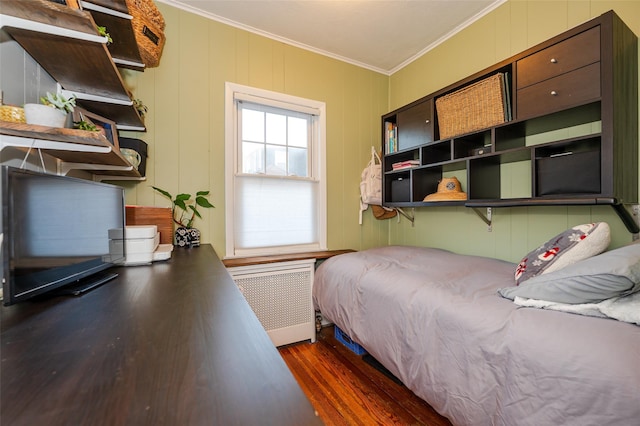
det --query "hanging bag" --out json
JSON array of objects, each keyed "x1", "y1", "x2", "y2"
[
  {"x1": 360, "y1": 147, "x2": 398, "y2": 224},
  {"x1": 360, "y1": 146, "x2": 383, "y2": 207}
]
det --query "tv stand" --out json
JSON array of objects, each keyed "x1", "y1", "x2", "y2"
[{"x1": 54, "y1": 271, "x2": 119, "y2": 297}]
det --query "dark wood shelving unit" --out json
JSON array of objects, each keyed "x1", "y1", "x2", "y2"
[
  {"x1": 0, "y1": 0, "x2": 149, "y2": 179},
  {"x1": 381, "y1": 10, "x2": 638, "y2": 233}
]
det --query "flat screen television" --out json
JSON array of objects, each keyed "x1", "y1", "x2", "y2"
[{"x1": 1, "y1": 166, "x2": 126, "y2": 305}]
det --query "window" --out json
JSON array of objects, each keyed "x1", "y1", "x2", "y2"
[{"x1": 225, "y1": 83, "x2": 326, "y2": 257}]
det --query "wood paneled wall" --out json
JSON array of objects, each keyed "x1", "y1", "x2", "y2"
[{"x1": 118, "y1": 3, "x2": 391, "y2": 257}]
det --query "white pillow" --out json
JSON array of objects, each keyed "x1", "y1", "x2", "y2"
[
  {"x1": 514, "y1": 222, "x2": 610, "y2": 285},
  {"x1": 500, "y1": 243, "x2": 640, "y2": 304}
]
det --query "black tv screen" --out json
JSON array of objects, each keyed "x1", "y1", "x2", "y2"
[{"x1": 1, "y1": 166, "x2": 126, "y2": 305}]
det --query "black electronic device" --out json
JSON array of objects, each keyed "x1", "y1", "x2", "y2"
[{"x1": 1, "y1": 166, "x2": 126, "y2": 305}]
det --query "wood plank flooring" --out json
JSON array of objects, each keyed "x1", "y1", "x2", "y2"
[{"x1": 279, "y1": 326, "x2": 453, "y2": 426}]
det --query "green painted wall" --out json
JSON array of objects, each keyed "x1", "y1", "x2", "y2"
[
  {"x1": 119, "y1": 3, "x2": 390, "y2": 257},
  {"x1": 388, "y1": 0, "x2": 640, "y2": 262}
]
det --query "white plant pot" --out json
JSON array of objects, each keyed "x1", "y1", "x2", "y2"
[{"x1": 24, "y1": 104, "x2": 67, "y2": 128}]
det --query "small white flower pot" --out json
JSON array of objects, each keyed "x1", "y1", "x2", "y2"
[{"x1": 24, "y1": 104, "x2": 67, "y2": 128}]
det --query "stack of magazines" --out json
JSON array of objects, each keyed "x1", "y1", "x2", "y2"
[{"x1": 392, "y1": 160, "x2": 420, "y2": 170}]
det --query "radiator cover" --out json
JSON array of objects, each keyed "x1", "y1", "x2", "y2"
[{"x1": 226, "y1": 259, "x2": 316, "y2": 347}]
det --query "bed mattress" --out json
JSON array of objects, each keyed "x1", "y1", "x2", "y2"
[{"x1": 313, "y1": 246, "x2": 640, "y2": 426}]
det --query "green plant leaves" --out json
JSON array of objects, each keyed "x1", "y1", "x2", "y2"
[{"x1": 151, "y1": 186, "x2": 214, "y2": 228}]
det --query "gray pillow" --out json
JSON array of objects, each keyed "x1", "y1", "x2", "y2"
[{"x1": 499, "y1": 243, "x2": 640, "y2": 304}]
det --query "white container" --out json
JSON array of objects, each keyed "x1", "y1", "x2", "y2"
[
  {"x1": 23, "y1": 103, "x2": 67, "y2": 127},
  {"x1": 109, "y1": 225, "x2": 160, "y2": 266},
  {"x1": 109, "y1": 225, "x2": 157, "y2": 240}
]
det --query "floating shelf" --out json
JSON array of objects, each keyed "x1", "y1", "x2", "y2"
[
  {"x1": 0, "y1": 0, "x2": 145, "y2": 130},
  {"x1": 0, "y1": 121, "x2": 141, "y2": 179}
]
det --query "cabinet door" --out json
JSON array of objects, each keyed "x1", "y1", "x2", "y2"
[{"x1": 396, "y1": 99, "x2": 433, "y2": 150}]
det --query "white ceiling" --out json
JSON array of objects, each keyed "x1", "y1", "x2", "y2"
[{"x1": 159, "y1": 0, "x2": 506, "y2": 75}]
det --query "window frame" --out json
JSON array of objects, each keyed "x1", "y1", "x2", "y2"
[{"x1": 224, "y1": 82, "x2": 327, "y2": 258}]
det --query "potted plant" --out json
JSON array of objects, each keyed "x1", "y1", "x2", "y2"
[
  {"x1": 152, "y1": 186, "x2": 214, "y2": 247},
  {"x1": 24, "y1": 92, "x2": 76, "y2": 128}
]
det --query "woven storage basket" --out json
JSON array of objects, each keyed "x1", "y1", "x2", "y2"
[
  {"x1": 436, "y1": 73, "x2": 508, "y2": 140},
  {"x1": 125, "y1": 0, "x2": 166, "y2": 68},
  {"x1": 0, "y1": 106, "x2": 26, "y2": 123}
]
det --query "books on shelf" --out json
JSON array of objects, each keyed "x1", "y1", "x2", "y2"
[
  {"x1": 385, "y1": 121, "x2": 398, "y2": 153},
  {"x1": 392, "y1": 160, "x2": 420, "y2": 170}
]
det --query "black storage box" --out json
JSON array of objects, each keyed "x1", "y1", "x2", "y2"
[
  {"x1": 391, "y1": 177, "x2": 411, "y2": 202},
  {"x1": 119, "y1": 137, "x2": 148, "y2": 177},
  {"x1": 536, "y1": 150, "x2": 600, "y2": 196}
]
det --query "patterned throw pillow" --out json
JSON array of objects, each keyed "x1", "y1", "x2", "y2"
[{"x1": 514, "y1": 222, "x2": 610, "y2": 285}]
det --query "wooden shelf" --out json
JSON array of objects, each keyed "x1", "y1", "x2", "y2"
[
  {"x1": 0, "y1": 0, "x2": 145, "y2": 130},
  {"x1": 0, "y1": 121, "x2": 141, "y2": 179},
  {"x1": 80, "y1": 0, "x2": 145, "y2": 70}
]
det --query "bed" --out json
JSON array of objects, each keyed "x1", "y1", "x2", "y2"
[{"x1": 313, "y1": 244, "x2": 640, "y2": 426}]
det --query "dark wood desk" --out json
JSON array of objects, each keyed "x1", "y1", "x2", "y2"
[{"x1": 1, "y1": 245, "x2": 322, "y2": 425}]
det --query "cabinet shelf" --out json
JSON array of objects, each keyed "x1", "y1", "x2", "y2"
[
  {"x1": 0, "y1": 121, "x2": 141, "y2": 179},
  {"x1": 381, "y1": 10, "x2": 638, "y2": 233},
  {"x1": 0, "y1": 0, "x2": 145, "y2": 130}
]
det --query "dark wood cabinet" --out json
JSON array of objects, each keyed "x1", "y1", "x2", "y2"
[
  {"x1": 396, "y1": 99, "x2": 434, "y2": 150},
  {"x1": 381, "y1": 10, "x2": 638, "y2": 232}
]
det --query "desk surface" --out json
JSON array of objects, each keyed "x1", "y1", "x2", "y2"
[{"x1": 1, "y1": 245, "x2": 322, "y2": 425}]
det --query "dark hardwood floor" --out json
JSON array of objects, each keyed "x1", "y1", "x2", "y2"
[{"x1": 279, "y1": 326, "x2": 452, "y2": 426}]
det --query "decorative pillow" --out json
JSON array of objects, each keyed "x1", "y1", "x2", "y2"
[
  {"x1": 514, "y1": 222, "x2": 610, "y2": 285},
  {"x1": 499, "y1": 243, "x2": 640, "y2": 304}
]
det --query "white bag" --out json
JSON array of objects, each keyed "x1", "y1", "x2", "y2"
[{"x1": 359, "y1": 147, "x2": 382, "y2": 224}]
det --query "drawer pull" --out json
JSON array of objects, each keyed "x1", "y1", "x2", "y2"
[
  {"x1": 551, "y1": 90, "x2": 558, "y2": 96},
  {"x1": 550, "y1": 58, "x2": 558, "y2": 63},
  {"x1": 425, "y1": 119, "x2": 430, "y2": 124}
]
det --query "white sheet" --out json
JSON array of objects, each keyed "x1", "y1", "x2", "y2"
[{"x1": 514, "y1": 291, "x2": 640, "y2": 325}]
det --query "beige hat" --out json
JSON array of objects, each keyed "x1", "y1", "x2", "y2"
[
  {"x1": 423, "y1": 177, "x2": 467, "y2": 201},
  {"x1": 372, "y1": 205, "x2": 397, "y2": 220}
]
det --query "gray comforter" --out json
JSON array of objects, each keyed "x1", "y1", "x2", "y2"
[{"x1": 313, "y1": 246, "x2": 640, "y2": 426}]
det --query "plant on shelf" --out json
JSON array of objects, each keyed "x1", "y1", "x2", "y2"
[
  {"x1": 97, "y1": 26, "x2": 112, "y2": 45},
  {"x1": 40, "y1": 92, "x2": 76, "y2": 114},
  {"x1": 23, "y1": 92, "x2": 76, "y2": 128},
  {"x1": 133, "y1": 98, "x2": 148, "y2": 118},
  {"x1": 73, "y1": 120, "x2": 99, "y2": 131},
  {"x1": 152, "y1": 186, "x2": 215, "y2": 248}
]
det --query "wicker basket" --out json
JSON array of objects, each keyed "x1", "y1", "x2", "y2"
[
  {"x1": 0, "y1": 105, "x2": 26, "y2": 123},
  {"x1": 125, "y1": 0, "x2": 166, "y2": 68},
  {"x1": 436, "y1": 73, "x2": 508, "y2": 139}
]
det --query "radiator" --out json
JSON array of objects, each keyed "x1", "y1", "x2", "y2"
[{"x1": 226, "y1": 259, "x2": 316, "y2": 347}]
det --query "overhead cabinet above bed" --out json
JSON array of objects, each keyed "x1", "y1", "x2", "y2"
[{"x1": 382, "y1": 10, "x2": 638, "y2": 232}]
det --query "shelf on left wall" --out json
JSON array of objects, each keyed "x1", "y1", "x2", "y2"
[
  {"x1": 0, "y1": 0, "x2": 146, "y2": 131},
  {"x1": 0, "y1": 121, "x2": 142, "y2": 179}
]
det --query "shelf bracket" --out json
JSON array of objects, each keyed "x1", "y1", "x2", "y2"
[
  {"x1": 611, "y1": 204, "x2": 640, "y2": 236},
  {"x1": 396, "y1": 207, "x2": 415, "y2": 226},
  {"x1": 472, "y1": 207, "x2": 492, "y2": 231}
]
